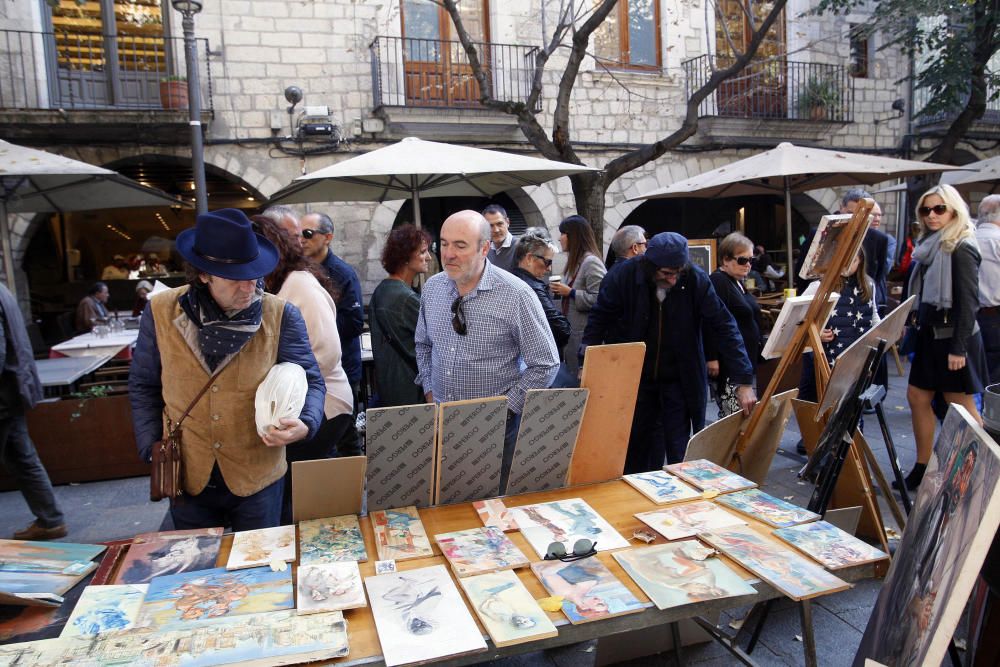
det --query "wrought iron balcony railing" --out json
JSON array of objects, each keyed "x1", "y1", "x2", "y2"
[
  {"x1": 371, "y1": 35, "x2": 540, "y2": 111},
  {"x1": 913, "y1": 84, "x2": 1000, "y2": 126},
  {"x1": 683, "y1": 55, "x2": 853, "y2": 123},
  {"x1": 0, "y1": 29, "x2": 213, "y2": 112}
]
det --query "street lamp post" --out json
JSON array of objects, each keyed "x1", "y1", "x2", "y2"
[{"x1": 172, "y1": 0, "x2": 207, "y2": 214}]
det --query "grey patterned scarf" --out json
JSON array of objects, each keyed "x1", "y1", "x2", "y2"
[{"x1": 908, "y1": 231, "x2": 952, "y2": 310}]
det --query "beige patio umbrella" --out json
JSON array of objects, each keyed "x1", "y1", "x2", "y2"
[
  {"x1": 939, "y1": 155, "x2": 1000, "y2": 194},
  {"x1": 268, "y1": 137, "x2": 598, "y2": 228},
  {"x1": 0, "y1": 139, "x2": 188, "y2": 295},
  {"x1": 630, "y1": 142, "x2": 961, "y2": 269}
]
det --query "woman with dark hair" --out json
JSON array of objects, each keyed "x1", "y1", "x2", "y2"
[
  {"x1": 550, "y1": 215, "x2": 606, "y2": 375},
  {"x1": 370, "y1": 224, "x2": 432, "y2": 407},
  {"x1": 251, "y1": 215, "x2": 353, "y2": 523}
]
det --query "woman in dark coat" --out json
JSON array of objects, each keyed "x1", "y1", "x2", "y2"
[
  {"x1": 510, "y1": 233, "x2": 571, "y2": 353},
  {"x1": 369, "y1": 224, "x2": 432, "y2": 407},
  {"x1": 705, "y1": 233, "x2": 762, "y2": 415}
]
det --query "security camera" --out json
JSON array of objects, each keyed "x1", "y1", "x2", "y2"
[{"x1": 284, "y1": 86, "x2": 303, "y2": 105}]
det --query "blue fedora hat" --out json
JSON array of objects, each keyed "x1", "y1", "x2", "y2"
[{"x1": 176, "y1": 208, "x2": 278, "y2": 280}]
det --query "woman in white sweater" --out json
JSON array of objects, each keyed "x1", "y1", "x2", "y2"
[{"x1": 252, "y1": 215, "x2": 354, "y2": 523}]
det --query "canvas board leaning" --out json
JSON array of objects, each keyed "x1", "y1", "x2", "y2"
[
  {"x1": 760, "y1": 291, "x2": 839, "y2": 360},
  {"x1": 799, "y1": 213, "x2": 869, "y2": 282}
]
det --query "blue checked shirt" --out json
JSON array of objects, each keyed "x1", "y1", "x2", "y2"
[{"x1": 415, "y1": 261, "x2": 560, "y2": 413}]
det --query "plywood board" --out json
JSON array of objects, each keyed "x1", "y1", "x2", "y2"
[
  {"x1": 292, "y1": 456, "x2": 365, "y2": 523},
  {"x1": 685, "y1": 409, "x2": 743, "y2": 466},
  {"x1": 569, "y1": 342, "x2": 645, "y2": 485},
  {"x1": 506, "y1": 388, "x2": 588, "y2": 495},
  {"x1": 732, "y1": 388, "x2": 798, "y2": 484},
  {"x1": 366, "y1": 404, "x2": 437, "y2": 512},
  {"x1": 436, "y1": 397, "x2": 507, "y2": 505}
]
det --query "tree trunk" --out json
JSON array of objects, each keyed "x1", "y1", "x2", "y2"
[{"x1": 570, "y1": 172, "x2": 608, "y2": 246}]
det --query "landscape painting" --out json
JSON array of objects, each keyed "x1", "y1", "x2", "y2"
[
  {"x1": 623, "y1": 470, "x2": 701, "y2": 504},
  {"x1": 510, "y1": 498, "x2": 629, "y2": 560},
  {"x1": 226, "y1": 525, "x2": 296, "y2": 570},
  {"x1": 459, "y1": 570, "x2": 558, "y2": 647},
  {"x1": 135, "y1": 565, "x2": 294, "y2": 631},
  {"x1": 296, "y1": 562, "x2": 366, "y2": 614},
  {"x1": 114, "y1": 528, "x2": 223, "y2": 584},
  {"x1": 665, "y1": 459, "x2": 757, "y2": 493},
  {"x1": 365, "y1": 564, "x2": 486, "y2": 666},
  {"x1": 531, "y1": 558, "x2": 644, "y2": 624},
  {"x1": 299, "y1": 515, "x2": 367, "y2": 564},
  {"x1": 635, "y1": 501, "x2": 746, "y2": 541},
  {"x1": 474, "y1": 498, "x2": 519, "y2": 532},
  {"x1": 61, "y1": 584, "x2": 148, "y2": 637},
  {"x1": 369, "y1": 506, "x2": 435, "y2": 562},
  {"x1": 716, "y1": 488, "x2": 820, "y2": 528},
  {"x1": 435, "y1": 526, "x2": 529, "y2": 577},
  {"x1": 0, "y1": 540, "x2": 104, "y2": 576},
  {"x1": 613, "y1": 542, "x2": 756, "y2": 610},
  {"x1": 773, "y1": 521, "x2": 888, "y2": 570}
]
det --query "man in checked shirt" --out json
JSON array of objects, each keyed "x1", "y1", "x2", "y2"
[{"x1": 415, "y1": 210, "x2": 560, "y2": 490}]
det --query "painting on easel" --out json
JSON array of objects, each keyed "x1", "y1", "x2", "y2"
[{"x1": 799, "y1": 213, "x2": 868, "y2": 282}]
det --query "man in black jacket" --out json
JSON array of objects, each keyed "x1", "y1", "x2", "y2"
[
  {"x1": 510, "y1": 233, "x2": 571, "y2": 353},
  {"x1": 583, "y1": 233, "x2": 756, "y2": 472}
]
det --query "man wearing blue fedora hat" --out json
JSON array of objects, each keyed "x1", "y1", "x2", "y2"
[{"x1": 129, "y1": 208, "x2": 326, "y2": 531}]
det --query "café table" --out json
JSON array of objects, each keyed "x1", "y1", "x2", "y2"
[
  {"x1": 49, "y1": 330, "x2": 138, "y2": 360},
  {"x1": 36, "y1": 354, "x2": 114, "y2": 394}
]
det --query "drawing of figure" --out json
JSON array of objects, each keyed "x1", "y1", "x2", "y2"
[
  {"x1": 383, "y1": 511, "x2": 420, "y2": 552},
  {"x1": 122, "y1": 535, "x2": 215, "y2": 583},
  {"x1": 631, "y1": 545, "x2": 729, "y2": 602},
  {"x1": 538, "y1": 562, "x2": 608, "y2": 620},
  {"x1": 172, "y1": 577, "x2": 250, "y2": 621},
  {"x1": 383, "y1": 574, "x2": 442, "y2": 635},
  {"x1": 477, "y1": 580, "x2": 537, "y2": 629},
  {"x1": 300, "y1": 567, "x2": 357, "y2": 602},
  {"x1": 520, "y1": 507, "x2": 567, "y2": 543},
  {"x1": 551, "y1": 502, "x2": 602, "y2": 536}
]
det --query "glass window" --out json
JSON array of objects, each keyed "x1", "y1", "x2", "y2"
[
  {"x1": 849, "y1": 24, "x2": 869, "y2": 78},
  {"x1": 596, "y1": 0, "x2": 661, "y2": 69}
]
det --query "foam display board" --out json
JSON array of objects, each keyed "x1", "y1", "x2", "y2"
[
  {"x1": 505, "y1": 388, "x2": 588, "y2": 495},
  {"x1": 436, "y1": 397, "x2": 507, "y2": 504},
  {"x1": 365, "y1": 404, "x2": 437, "y2": 512}
]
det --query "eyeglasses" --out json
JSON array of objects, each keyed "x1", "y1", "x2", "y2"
[
  {"x1": 732, "y1": 256, "x2": 753, "y2": 266},
  {"x1": 635, "y1": 241, "x2": 648, "y2": 248},
  {"x1": 532, "y1": 254, "x2": 554, "y2": 268},
  {"x1": 451, "y1": 296, "x2": 467, "y2": 336},
  {"x1": 544, "y1": 539, "x2": 597, "y2": 562},
  {"x1": 918, "y1": 204, "x2": 949, "y2": 217},
  {"x1": 301, "y1": 228, "x2": 323, "y2": 240}
]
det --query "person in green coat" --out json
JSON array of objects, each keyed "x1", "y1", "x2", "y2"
[{"x1": 370, "y1": 224, "x2": 433, "y2": 407}]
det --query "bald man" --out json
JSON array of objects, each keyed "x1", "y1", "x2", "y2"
[{"x1": 414, "y1": 210, "x2": 560, "y2": 491}]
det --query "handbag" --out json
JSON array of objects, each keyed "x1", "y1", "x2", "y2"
[{"x1": 149, "y1": 373, "x2": 220, "y2": 502}]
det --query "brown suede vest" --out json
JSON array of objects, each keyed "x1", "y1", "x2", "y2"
[{"x1": 151, "y1": 286, "x2": 285, "y2": 497}]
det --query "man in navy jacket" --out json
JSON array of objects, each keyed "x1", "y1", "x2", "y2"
[{"x1": 582, "y1": 232, "x2": 756, "y2": 472}]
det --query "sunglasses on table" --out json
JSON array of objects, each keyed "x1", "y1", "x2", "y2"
[
  {"x1": 451, "y1": 296, "x2": 468, "y2": 336},
  {"x1": 301, "y1": 228, "x2": 323, "y2": 240},
  {"x1": 543, "y1": 539, "x2": 597, "y2": 562},
  {"x1": 532, "y1": 254, "x2": 554, "y2": 268},
  {"x1": 918, "y1": 204, "x2": 949, "y2": 216}
]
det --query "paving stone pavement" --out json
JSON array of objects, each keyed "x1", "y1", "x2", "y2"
[{"x1": 0, "y1": 358, "x2": 943, "y2": 663}]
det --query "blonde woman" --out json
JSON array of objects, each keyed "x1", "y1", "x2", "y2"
[{"x1": 902, "y1": 183, "x2": 987, "y2": 490}]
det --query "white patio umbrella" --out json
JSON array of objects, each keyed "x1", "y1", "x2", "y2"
[
  {"x1": 268, "y1": 137, "x2": 598, "y2": 228},
  {"x1": 0, "y1": 139, "x2": 188, "y2": 294},
  {"x1": 630, "y1": 142, "x2": 961, "y2": 269},
  {"x1": 939, "y1": 155, "x2": 1000, "y2": 194}
]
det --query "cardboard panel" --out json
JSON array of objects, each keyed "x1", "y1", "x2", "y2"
[
  {"x1": 506, "y1": 388, "x2": 588, "y2": 495},
  {"x1": 685, "y1": 409, "x2": 743, "y2": 466},
  {"x1": 733, "y1": 388, "x2": 798, "y2": 484},
  {"x1": 436, "y1": 397, "x2": 507, "y2": 504},
  {"x1": 365, "y1": 404, "x2": 437, "y2": 512},
  {"x1": 292, "y1": 456, "x2": 365, "y2": 523},
  {"x1": 569, "y1": 342, "x2": 645, "y2": 485}
]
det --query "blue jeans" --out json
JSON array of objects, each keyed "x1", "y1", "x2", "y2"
[
  {"x1": 170, "y1": 465, "x2": 283, "y2": 532},
  {"x1": 627, "y1": 381, "x2": 702, "y2": 473},
  {"x1": 0, "y1": 414, "x2": 64, "y2": 528}
]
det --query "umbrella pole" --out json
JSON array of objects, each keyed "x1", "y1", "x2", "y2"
[
  {"x1": 0, "y1": 200, "x2": 16, "y2": 297},
  {"x1": 411, "y1": 178, "x2": 422, "y2": 230},
  {"x1": 785, "y1": 184, "x2": 794, "y2": 288}
]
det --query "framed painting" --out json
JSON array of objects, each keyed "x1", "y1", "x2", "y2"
[{"x1": 687, "y1": 238, "x2": 717, "y2": 274}]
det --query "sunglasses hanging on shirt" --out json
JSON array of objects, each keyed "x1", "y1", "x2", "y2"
[{"x1": 451, "y1": 296, "x2": 468, "y2": 336}]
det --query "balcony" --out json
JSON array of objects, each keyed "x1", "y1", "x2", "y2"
[
  {"x1": 682, "y1": 55, "x2": 854, "y2": 145},
  {"x1": 369, "y1": 35, "x2": 539, "y2": 142},
  {"x1": 0, "y1": 30, "x2": 213, "y2": 145},
  {"x1": 912, "y1": 85, "x2": 1000, "y2": 143}
]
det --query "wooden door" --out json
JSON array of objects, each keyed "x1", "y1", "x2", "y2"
[{"x1": 715, "y1": 0, "x2": 787, "y2": 118}]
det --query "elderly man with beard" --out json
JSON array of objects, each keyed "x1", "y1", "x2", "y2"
[{"x1": 582, "y1": 232, "x2": 756, "y2": 472}]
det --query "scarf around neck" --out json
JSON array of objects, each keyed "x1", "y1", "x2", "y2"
[
  {"x1": 180, "y1": 282, "x2": 264, "y2": 371},
  {"x1": 908, "y1": 230, "x2": 954, "y2": 311}
]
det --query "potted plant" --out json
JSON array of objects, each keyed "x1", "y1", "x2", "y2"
[
  {"x1": 159, "y1": 75, "x2": 188, "y2": 110},
  {"x1": 798, "y1": 76, "x2": 840, "y2": 121}
]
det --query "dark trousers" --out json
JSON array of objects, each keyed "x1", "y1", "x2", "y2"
[
  {"x1": 170, "y1": 465, "x2": 283, "y2": 532},
  {"x1": 333, "y1": 383, "x2": 362, "y2": 458},
  {"x1": 979, "y1": 309, "x2": 1000, "y2": 385},
  {"x1": 626, "y1": 381, "x2": 702, "y2": 473},
  {"x1": 0, "y1": 414, "x2": 63, "y2": 528},
  {"x1": 499, "y1": 409, "x2": 522, "y2": 493},
  {"x1": 280, "y1": 412, "x2": 354, "y2": 524}
]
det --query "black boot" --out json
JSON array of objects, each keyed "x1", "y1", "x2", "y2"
[{"x1": 893, "y1": 463, "x2": 927, "y2": 491}]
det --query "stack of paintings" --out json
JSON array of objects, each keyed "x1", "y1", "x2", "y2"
[
  {"x1": 634, "y1": 501, "x2": 746, "y2": 541},
  {"x1": 510, "y1": 498, "x2": 629, "y2": 559},
  {"x1": 60, "y1": 584, "x2": 147, "y2": 637},
  {"x1": 715, "y1": 489, "x2": 820, "y2": 528},
  {"x1": 530, "y1": 558, "x2": 644, "y2": 624},
  {"x1": 296, "y1": 562, "x2": 367, "y2": 614},
  {"x1": 113, "y1": 528, "x2": 222, "y2": 584},
  {"x1": 298, "y1": 515, "x2": 367, "y2": 564},
  {"x1": 773, "y1": 521, "x2": 888, "y2": 570},
  {"x1": 622, "y1": 470, "x2": 700, "y2": 504},
  {"x1": 665, "y1": 460, "x2": 756, "y2": 494},
  {"x1": 370, "y1": 506, "x2": 434, "y2": 562},
  {"x1": 435, "y1": 526, "x2": 529, "y2": 577},
  {"x1": 458, "y1": 570, "x2": 558, "y2": 647},
  {"x1": 226, "y1": 526, "x2": 296, "y2": 570}
]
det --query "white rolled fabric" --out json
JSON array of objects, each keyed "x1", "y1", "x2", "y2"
[{"x1": 254, "y1": 362, "x2": 308, "y2": 438}]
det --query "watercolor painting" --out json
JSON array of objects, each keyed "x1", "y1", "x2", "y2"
[
  {"x1": 855, "y1": 405, "x2": 1000, "y2": 667},
  {"x1": 510, "y1": 498, "x2": 630, "y2": 559},
  {"x1": 531, "y1": 557, "x2": 644, "y2": 624},
  {"x1": 700, "y1": 526, "x2": 850, "y2": 601},
  {"x1": 135, "y1": 565, "x2": 294, "y2": 631},
  {"x1": 634, "y1": 501, "x2": 747, "y2": 541},
  {"x1": 0, "y1": 609, "x2": 349, "y2": 666},
  {"x1": 435, "y1": 526, "x2": 529, "y2": 577},
  {"x1": 623, "y1": 471, "x2": 701, "y2": 505},
  {"x1": 114, "y1": 528, "x2": 223, "y2": 584},
  {"x1": 665, "y1": 460, "x2": 757, "y2": 493},
  {"x1": 365, "y1": 564, "x2": 486, "y2": 666},
  {"x1": 459, "y1": 570, "x2": 558, "y2": 647},
  {"x1": 715, "y1": 488, "x2": 820, "y2": 528},
  {"x1": 773, "y1": 521, "x2": 888, "y2": 570},
  {"x1": 474, "y1": 498, "x2": 519, "y2": 532},
  {"x1": 613, "y1": 542, "x2": 756, "y2": 610},
  {"x1": 0, "y1": 571, "x2": 84, "y2": 597},
  {"x1": 225, "y1": 525, "x2": 296, "y2": 570},
  {"x1": 369, "y1": 506, "x2": 434, "y2": 562},
  {"x1": 0, "y1": 540, "x2": 104, "y2": 576},
  {"x1": 299, "y1": 515, "x2": 368, "y2": 564},
  {"x1": 61, "y1": 584, "x2": 148, "y2": 637},
  {"x1": 798, "y1": 213, "x2": 859, "y2": 282},
  {"x1": 296, "y1": 562, "x2": 366, "y2": 614}
]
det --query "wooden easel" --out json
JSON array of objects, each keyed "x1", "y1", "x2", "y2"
[{"x1": 729, "y1": 198, "x2": 890, "y2": 553}]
